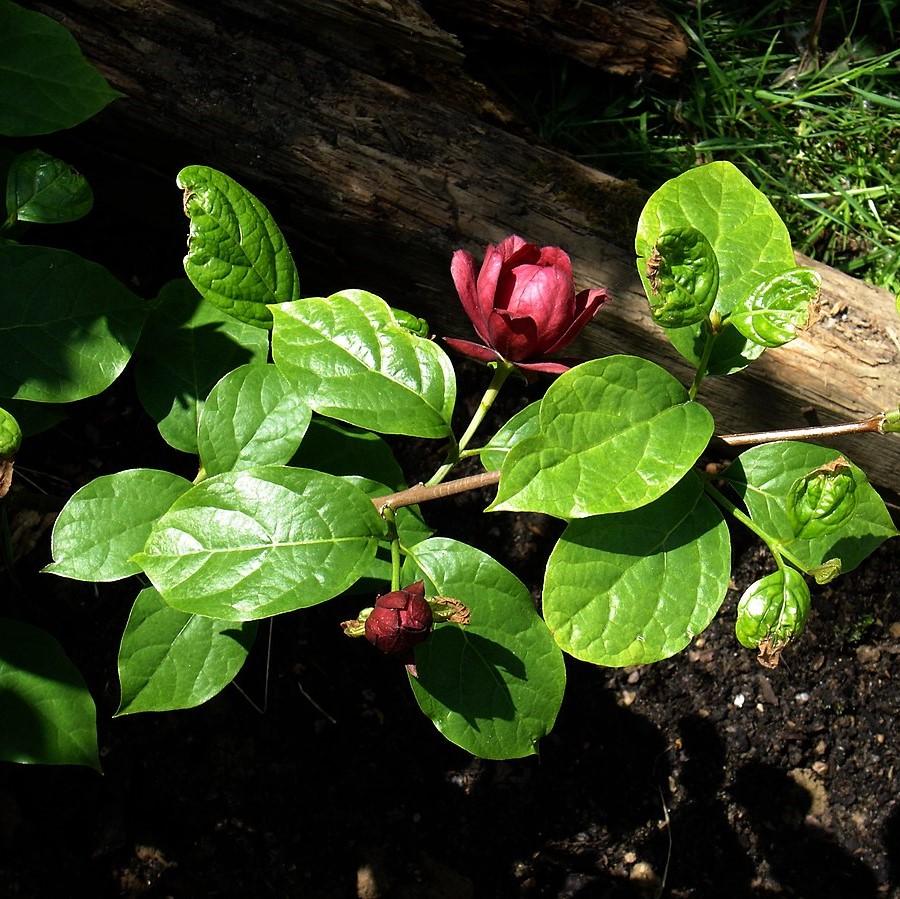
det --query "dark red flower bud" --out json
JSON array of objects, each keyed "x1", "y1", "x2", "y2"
[
  {"x1": 364, "y1": 581, "x2": 433, "y2": 654},
  {"x1": 444, "y1": 235, "x2": 610, "y2": 374}
]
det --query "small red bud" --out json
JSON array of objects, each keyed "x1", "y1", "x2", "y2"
[{"x1": 364, "y1": 581, "x2": 433, "y2": 655}]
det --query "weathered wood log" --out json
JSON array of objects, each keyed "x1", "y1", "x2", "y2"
[
  {"x1": 424, "y1": 0, "x2": 688, "y2": 78},
  {"x1": 31, "y1": 0, "x2": 900, "y2": 488}
]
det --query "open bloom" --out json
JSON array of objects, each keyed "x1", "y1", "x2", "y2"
[
  {"x1": 364, "y1": 581, "x2": 433, "y2": 655},
  {"x1": 444, "y1": 235, "x2": 610, "y2": 374}
]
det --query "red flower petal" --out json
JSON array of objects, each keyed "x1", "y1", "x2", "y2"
[
  {"x1": 487, "y1": 310, "x2": 539, "y2": 361},
  {"x1": 443, "y1": 337, "x2": 505, "y2": 365},
  {"x1": 515, "y1": 360, "x2": 572, "y2": 375},
  {"x1": 541, "y1": 287, "x2": 611, "y2": 356},
  {"x1": 450, "y1": 249, "x2": 489, "y2": 342}
]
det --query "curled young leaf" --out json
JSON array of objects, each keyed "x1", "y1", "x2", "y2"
[
  {"x1": 808, "y1": 558, "x2": 842, "y2": 585},
  {"x1": 729, "y1": 268, "x2": 821, "y2": 348},
  {"x1": 787, "y1": 457, "x2": 857, "y2": 538},
  {"x1": 641, "y1": 227, "x2": 719, "y2": 328},
  {"x1": 177, "y1": 165, "x2": 300, "y2": 328},
  {"x1": 391, "y1": 307, "x2": 430, "y2": 337},
  {"x1": 735, "y1": 567, "x2": 811, "y2": 667}
]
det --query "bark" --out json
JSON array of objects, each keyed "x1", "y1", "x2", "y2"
[
  {"x1": 31, "y1": 0, "x2": 900, "y2": 488},
  {"x1": 424, "y1": 0, "x2": 688, "y2": 78}
]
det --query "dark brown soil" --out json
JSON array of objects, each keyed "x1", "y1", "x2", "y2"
[{"x1": 1, "y1": 357, "x2": 899, "y2": 899}]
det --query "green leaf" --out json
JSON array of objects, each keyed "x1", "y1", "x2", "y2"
[
  {"x1": 0, "y1": 618, "x2": 99, "y2": 768},
  {"x1": 5, "y1": 149, "x2": 92, "y2": 223},
  {"x1": 407, "y1": 538, "x2": 566, "y2": 760},
  {"x1": 0, "y1": 398, "x2": 65, "y2": 437},
  {"x1": 0, "y1": 405, "x2": 22, "y2": 456},
  {"x1": 0, "y1": 244, "x2": 145, "y2": 402},
  {"x1": 134, "y1": 280, "x2": 269, "y2": 453},
  {"x1": 543, "y1": 473, "x2": 730, "y2": 666},
  {"x1": 177, "y1": 165, "x2": 300, "y2": 328},
  {"x1": 479, "y1": 402, "x2": 541, "y2": 471},
  {"x1": 198, "y1": 363, "x2": 311, "y2": 477},
  {"x1": 639, "y1": 227, "x2": 719, "y2": 328},
  {"x1": 134, "y1": 466, "x2": 385, "y2": 620},
  {"x1": 292, "y1": 417, "x2": 406, "y2": 490},
  {"x1": 116, "y1": 587, "x2": 256, "y2": 715},
  {"x1": 730, "y1": 268, "x2": 821, "y2": 348},
  {"x1": 0, "y1": 1, "x2": 120, "y2": 137},
  {"x1": 490, "y1": 356, "x2": 714, "y2": 518},
  {"x1": 735, "y1": 567, "x2": 810, "y2": 650},
  {"x1": 271, "y1": 290, "x2": 456, "y2": 438},
  {"x1": 636, "y1": 161, "x2": 797, "y2": 374},
  {"x1": 46, "y1": 469, "x2": 192, "y2": 582},
  {"x1": 722, "y1": 442, "x2": 898, "y2": 573}
]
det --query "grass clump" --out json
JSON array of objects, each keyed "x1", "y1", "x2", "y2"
[{"x1": 512, "y1": 1, "x2": 900, "y2": 294}]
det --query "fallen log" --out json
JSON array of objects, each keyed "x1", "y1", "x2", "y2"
[{"x1": 31, "y1": 0, "x2": 900, "y2": 488}]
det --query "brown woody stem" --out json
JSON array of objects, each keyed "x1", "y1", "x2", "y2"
[
  {"x1": 717, "y1": 415, "x2": 884, "y2": 447},
  {"x1": 374, "y1": 470, "x2": 501, "y2": 512},
  {"x1": 372, "y1": 415, "x2": 890, "y2": 511}
]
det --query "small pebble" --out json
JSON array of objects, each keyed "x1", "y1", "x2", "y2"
[
  {"x1": 795, "y1": 692, "x2": 810, "y2": 704},
  {"x1": 856, "y1": 645, "x2": 881, "y2": 666},
  {"x1": 815, "y1": 739, "x2": 827, "y2": 755},
  {"x1": 627, "y1": 669, "x2": 641, "y2": 685},
  {"x1": 630, "y1": 862, "x2": 659, "y2": 885},
  {"x1": 812, "y1": 760, "x2": 829, "y2": 776},
  {"x1": 623, "y1": 851, "x2": 637, "y2": 864},
  {"x1": 733, "y1": 693, "x2": 745, "y2": 708},
  {"x1": 889, "y1": 622, "x2": 900, "y2": 639},
  {"x1": 621, "y1": 690, "x2": 636, "y2": 707}
]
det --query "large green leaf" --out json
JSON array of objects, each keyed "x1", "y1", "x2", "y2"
[
  {"x1": 116, "y1": 587, "x2": 256, "y2": 715},
  {"x1": 490, "y1": 356, "x2": 714, "y2": 518},
  {"x1": 543, "y1": 473, "x2": 730, "y2": 666},
  {"x1": 0, "y1": 0, "x2": 120, "y2": 137},
  {"x1": 134, "y1": 280, "x2": 269, "y2": 453},
  {"x1": 5, "y1": 149, "x2": 92, "y2": 223},
  {"x1": 722, "y1": 442, "x2": 897, "y2": 572},
  {"x1": 177, "y1": 165, "x2": 300, "y2": 328},
  {"x1": 198, "y1": 363, "x2": 311, "y2": 477},
  {"x1": 479, "y1": 401, "x2": 541, "y2": 472},
  {"x1": 292, "y1": 417, "x2": 406, "y2": 490},
  {"x1": 271, "y1": 290, "x2": 456, "y2": 438},
  {"x1": 46, "y1": 469, "x2": 192, "y2": 582},
  {"x1": 134, "y1": 466, "x2": 385, "y2": 620},
  {"x1": 407, "y1": 538, "x2": 566, "y2": 760},
  {"x1": 0, "y1": 618, "x2": 99, "y2": 768},
  {"x1": 0, "y1": 245, "x2": 145, "y2": 402},
  {"x1": 636, "y1": 162, "x2": 798, "y2": 374}
]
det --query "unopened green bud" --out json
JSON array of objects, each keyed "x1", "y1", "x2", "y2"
[
  {"x1": 881, "y1": 408, "x2": 900, "y2": 433},
  {"x1": 735, "y1": 567, "x2": 811, "y2": 668},
  {"x1": 787, "y1": 457, "x2": 857, "y2": 538},
  {"x1": 0, "y1": 407, "x2": 22, "y2": 459}
]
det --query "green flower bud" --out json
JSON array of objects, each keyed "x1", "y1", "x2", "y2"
[
  {"x1": 0, "y1": 406, "x2": 22, "y2": 459},
  {"x1": 391, "y1": 307, "x2": 430, "y2": 337},
  {"x1": 787, "y1": 457, "x2": 857, "y2": 539},
  {"x1": 808, "y1": 558, "x2": 842, "y2": 585},
  {"x1": 735, "y1": 567, "x2": 811, "y2": 668}
]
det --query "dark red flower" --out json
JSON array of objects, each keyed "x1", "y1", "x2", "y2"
[
  {"x1": 444, "y1": 235, "x2": 610, "y2": 374},
  {"x1": 364, "y1": 581, "x2": 433, "y2": 655}
]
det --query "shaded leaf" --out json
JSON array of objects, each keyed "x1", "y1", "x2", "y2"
[
  {"x1": 134, "y1": 280, "x2": 268, "y2": 453},
  {"x1": 5, "y1": 149, "x2": 92, "y2": 223},
  {"x1": 0, "y1": 244, "x2": 144, "y2": 402},
  {"x1": 407, "y1": 538, "x2": 566, "y2": 760},
  {"x1": 479, "y1": 402, "x2": 540, "y2": 472},
  {"x1": 0, "y1": 618, "x2": 99, "y2": 768},
  {"x1": 0, "y1": 1, "x2": 120, "y2": 137}
]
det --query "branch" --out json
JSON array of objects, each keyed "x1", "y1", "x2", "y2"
[{"x1": 374, "y1": 470, "x2": 500, "y2": 512}]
